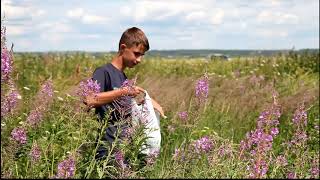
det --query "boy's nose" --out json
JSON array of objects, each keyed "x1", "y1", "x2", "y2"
[{"x1": 136, "y1": 57, "x2": 142, "y2": 63}]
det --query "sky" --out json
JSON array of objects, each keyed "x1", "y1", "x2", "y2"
[{"x1": 1, "y1": 0, "x2": 319, "y2": 52}]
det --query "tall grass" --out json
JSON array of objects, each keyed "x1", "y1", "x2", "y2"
[{"x1": 1, "y1": 22, "x2": 319, "y2": 178}]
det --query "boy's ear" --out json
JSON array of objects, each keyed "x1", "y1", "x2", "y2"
[{"x1": 120, "y1": 44, "x2": 127, "y2": 52}]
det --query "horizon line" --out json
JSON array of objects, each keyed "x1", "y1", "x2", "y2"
[{"x1": 12, "y1": 48, "x2": 319, "y2": 53}]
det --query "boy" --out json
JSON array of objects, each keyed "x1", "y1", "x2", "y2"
[{"x1": 85, "y1": 27, "x2": 165, "y2": 160}]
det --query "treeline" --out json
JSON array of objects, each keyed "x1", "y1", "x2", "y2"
[{"x1": 14, "y1": 48, "x2": 319, "y2": 58}]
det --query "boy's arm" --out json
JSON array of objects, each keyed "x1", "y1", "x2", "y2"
[
  {"x1": 85, "y1": 86, "x2": 144, "y2": 108},
  {"x1": 151, "y1": 98, "x2": 166, "y2": 118}
]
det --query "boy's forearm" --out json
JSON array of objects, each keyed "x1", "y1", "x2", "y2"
[
  {"x1": 151, "y1": 98, "x2": 166, "y2": 118},
  {"x1": 151, "y1": 98, "x2": 160, "y2": 107},
  {"x1": 86, "y1": 89, "x2": 124, "y2": 107}
]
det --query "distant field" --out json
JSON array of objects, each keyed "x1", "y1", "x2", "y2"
[{"x1": 2, "y1": 50, "x2": 319, "y2": 178}]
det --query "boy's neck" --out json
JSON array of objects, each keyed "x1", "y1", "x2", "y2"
[{"x1": 111, "y1": 54, "x2": 125, "y2": 71}]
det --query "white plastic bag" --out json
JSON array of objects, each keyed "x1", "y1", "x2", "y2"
[{"x1": 131, "y1": 90, "x2": 161, "y2": 156}]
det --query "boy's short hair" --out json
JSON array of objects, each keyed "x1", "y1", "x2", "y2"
[{"x1": 118, "y1": 27, "x2": 149, "y2": 51}]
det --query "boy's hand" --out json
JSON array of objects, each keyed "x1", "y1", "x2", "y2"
[
  {"x1": 122, "y1": 86, "x2": 145, "y2": 97},
  {"x1": 84, "y1": 95, "x2": 94, "y2": 107}
]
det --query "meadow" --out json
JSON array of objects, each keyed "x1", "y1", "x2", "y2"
[{"x1": 1, "y1": 26, "x2": 319, "y2": 178}]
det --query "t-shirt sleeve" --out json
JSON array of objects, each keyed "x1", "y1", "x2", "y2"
[{"x1": 92, "y1": 67, "x2": 109, "y2": 92}]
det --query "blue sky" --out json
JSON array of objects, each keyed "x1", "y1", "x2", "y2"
[{"x1": 1, "y1": 0, "x2": 319, "y2": 52}]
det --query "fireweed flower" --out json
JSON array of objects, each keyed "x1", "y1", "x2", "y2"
[
  {"x1": 26, "y1": 107, "x2": 44, "y2": 127},
  {"x1": 115, "y1": 150, "x2": 126, "y2": 169},
  {"x1": 121, "y1": 78, "x2": 136, "y2": 90},
  {"x1": 77, "y1": 78, "x2": 100, "y2": 101},
  {"x1": 1, "y1": 23, "x2": 6, "y2": 44},
  {"x1": 11, "y1": 127, "x2": 27, "y2": 144},
  {"x1": 56, "y1": 156, "x2": 76, "y2": 178},
  {"x1": 113, "y1": 79, "x2": 138, "y2": 118},
  {"x1": 1, "y1": 22, "x2": 20, "y2": 118},
  {"x1": 172, "y1": 148, "x2": 185, "y2": 162},
  {"x1": 27, "y1": 80, "x2": 53, "y2": 127},
  {"x1": 1, "y1": 88, "x2": 20, "y2": 117},
  {"x1": 218, "y1": 143, "x2": 232, "y2": 157},
  {"x1": 239, "y1": 92, "x2": 281, "y2": 178},
  {"x1": 1, "y1": 47, "x2": 12, "y2": 82},
  {"x1": 290, "y1": 131, "x2": 308, "y2": 146},
  {"x1": 123, "y1": 126, "x2": 135, "y2": 140},
  {"x1": 270, "y1": 127, "x2": 279, "y2": 136},
  {"x1": 31, "y1": 80, "x2": 54, "y2": 113},
  {"x1": 195, "y1": 74, "x2": 209, "y2": 103},
  {"x1": 192, "y1": 136, "x2": 213, "y2": 154},
  {"x1": 173, "y1": 148, "x2": 180, "y2": 160},
  {"x1": 178, "y1": 111, "x2": 188, "y2": 122},
  {"x1": 287, "y1": 171, "x2": 296, "y2": 179},
  {"x1": 289, "y1": 103, "x2": 309, "y2": 147},
  {"x1": 292, "y1": 103, "x2": 307, "y2": 127},
  {"x1": 30, "y1": 143, "x2": 41, "y2": 162},
  {"x1": 275, "y1": 155, "x2": 288, "y2": 167},
  {"x1": 310, "y1": 158, "x2": 319, "y2": 178},
  {"x1": 1, "y1": 24, "x2": 13, "y2": 83},
  {"x1": 41, "y1": 80, "x2": 54, "y2": 98},
  {"x1": 146, "y1": 149, "x2": 160, "y2": 165}
]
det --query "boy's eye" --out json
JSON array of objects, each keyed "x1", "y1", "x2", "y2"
[{"x1": 134, "y1": 52, "x2": 143, "y2": 57}]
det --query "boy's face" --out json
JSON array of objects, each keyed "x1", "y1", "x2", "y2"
[{"x1": 121, "y1": 43, "x2": 146, "y2": 68}]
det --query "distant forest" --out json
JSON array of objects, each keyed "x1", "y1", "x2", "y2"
[
  {"x1": 144, "y1": 48, "x2": 319, "y2": 58},
  {"x1": 15, "y1": 48, "x2": 319, "y2": 58}
]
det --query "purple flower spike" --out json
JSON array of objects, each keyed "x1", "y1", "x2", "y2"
[
  {"x1": 77, "y1": 78, "x2": 100, "y2": 100},
  {"x1": 178, "y1": 111, "x2": 188, "y2": 121},
  {"x1": 30, "y1": 143, "x2": 41, "y2": 162},
  {"x1": 41, "y1": 80, "x2": 54, "y2": 97},
  {"x1": 26, "y1": 108, "x2": 43, "y2": 127},
  {"x1": 115, "y1": 150, "x2": 126, "y2": 168},
  {"x1": 292, "y1": 103, "x2": 308, "y2": 127},
  {"x1": 11, "y1": 127, "x2": 27, "y2": 144},
  {"x1": 1, "y1": 47, "x2": 12, "y2": 82},
  {"x1": 270, "y1": 127, "x2": 279, "y2": 136},
  {"x1": 1, "y1": 89, "x2": 20, "y2": 117},
  {"x1": 193, "y1": 136, "x2": 213, "y2": 154},
  {"x1": 1, "y1": 23, "x2": 13, "y2": 83},
  {"x1": 56, "y1": 156, "x2": 76, "y2": 178},
  {"x1": 195, "y1": 74, "x2": 209, "y2": 103},
  {"x1": 287, "y1": 172, "x2": 296, "y2": 179}
]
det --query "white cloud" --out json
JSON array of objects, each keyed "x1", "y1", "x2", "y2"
[
  {"x1": 177, "y1": 35, "x2": 193, "y2": 41},
  {"x1": 1, "y1": 1, "x2": 29, "y2": 19},
  {"x1": 32, "y1": 9, "x2": 46, "y2": 17},
  {"x1": 257, "y1": 11, "x2": 299, "y2": 25},
  {"x1": 270, "y1": 0, "x2": 281, "y2": 6},
  {"x1": 120, "y1": 6, "x2": 132, "y2": 17},
  {"x1": 82, "y1": 15, "x2": 106, "y2": 24},
  {"x1": 37, "y1": 22, "x2": 73, "y2": 33},
  {"x1": 240, "y1": 22, "x2": 247, "y2": 29},
  {"x1": 120, "y1": 1, "x2": 230, "y2": 27},
  {"x1": 85, "y1": 34, "x2": 101, "y2": 39},
  {"x1": 6, "y1": 25, "x2": 27, "y2": 36},
  {"x1": 66, "y1": 8, "x2": 108, "y2": 24},
  {"x1": 40, "y1": 33, "x2": 64, "y2": 45},
  {"x1": 14, "y1": 39, "x2": 32, "y2": 49},
  {"x1": 1, "y1": 0, "x2": 46, "y2": 20},
  {"x1": 210, "y1": 9, "x2": 224, "y2": 25},
  {"x1": 256, "y1": 29, "x2": 289, "y2": 38},
  {"x1": 185, "y1": 11, "x2": 206, "y2": 22},
  {"x1": 75, "y1": 34, "x2": 102, "y2": 39},
  {"x1": 37, "y1": 21, "x2": 74, "y2": 45},
  {"x1": 67, "y1": 8, "x2": 84, "y2": 18},
  {"x1": 3, "y1": 0, "x2": 318, "y2": 51},
  {"x1": 122, "y1": 1, "x2": 203, "y2": 22}
]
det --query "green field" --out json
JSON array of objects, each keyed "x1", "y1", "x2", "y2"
[{"x1": 1, "y1": 48, "x2": 319, "y2": 178}]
